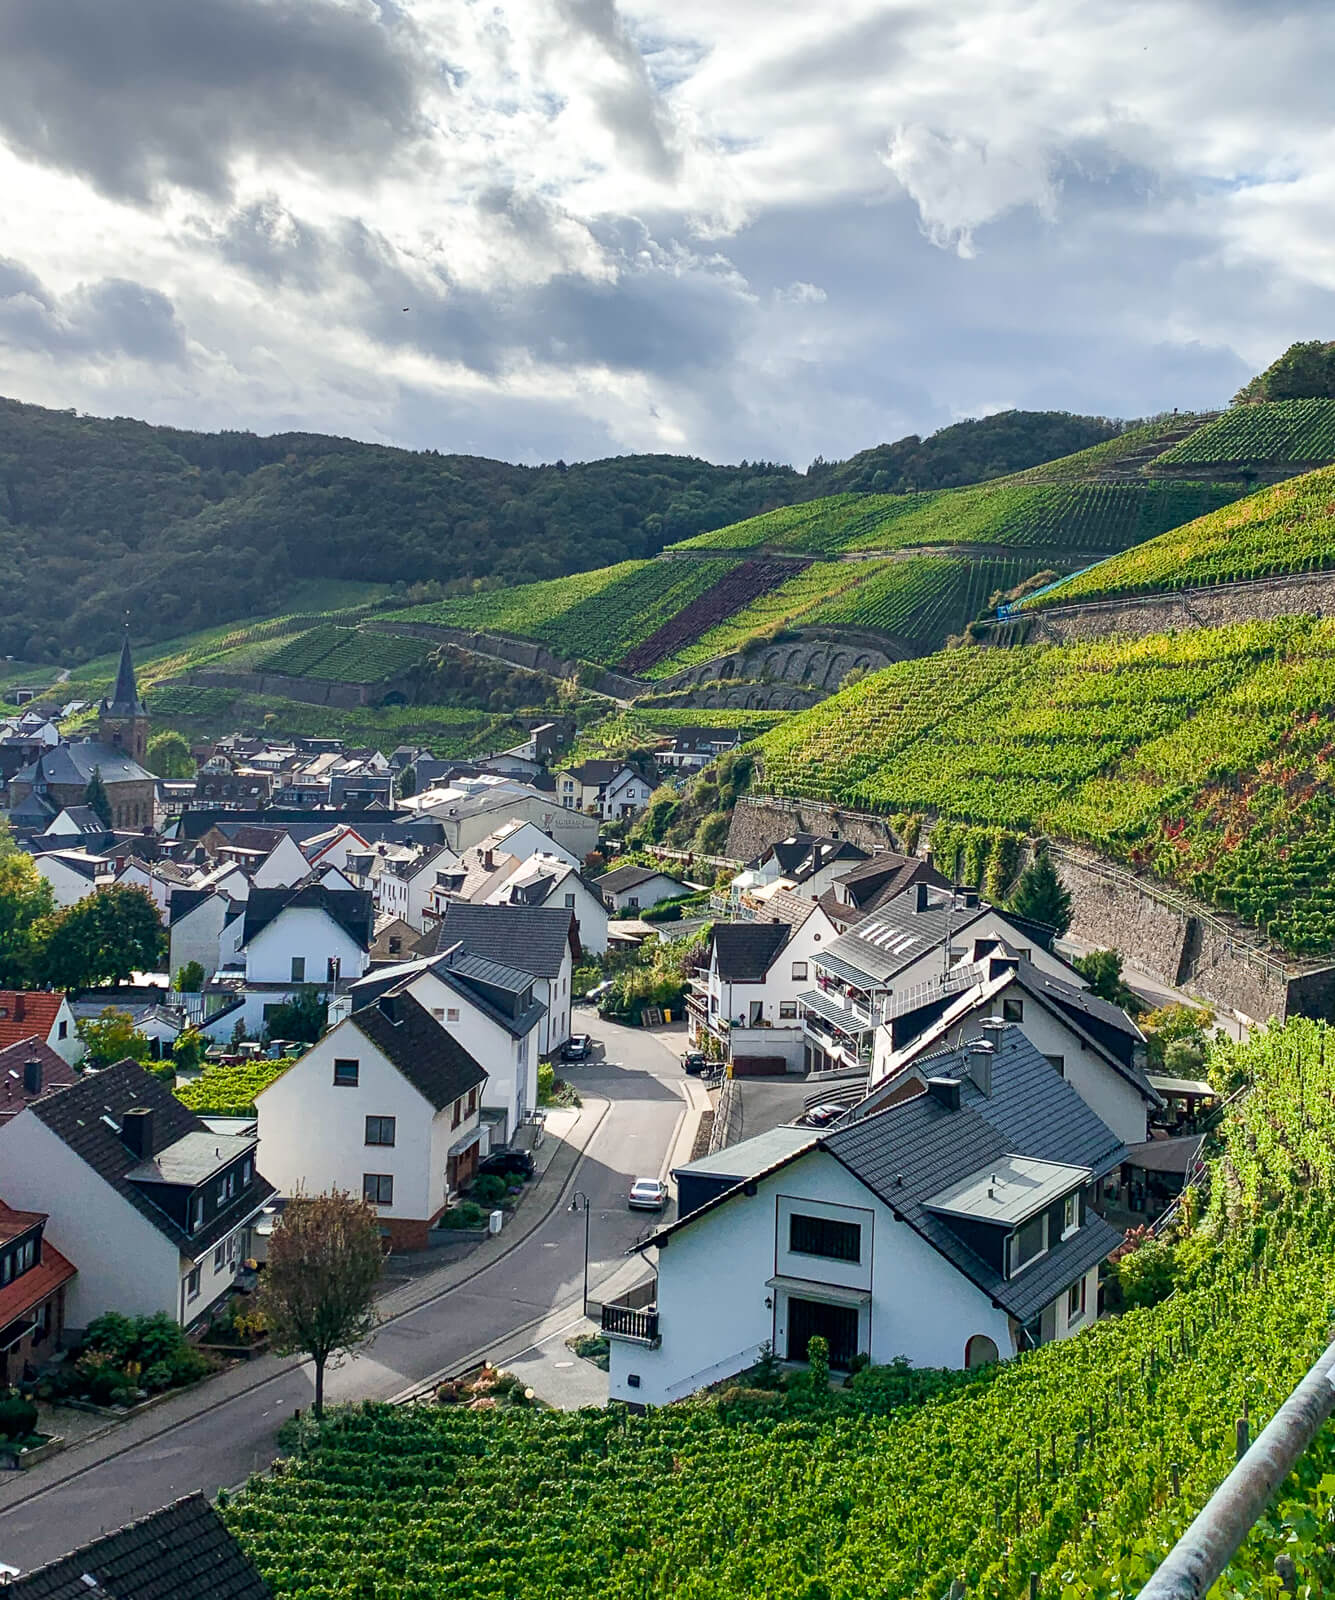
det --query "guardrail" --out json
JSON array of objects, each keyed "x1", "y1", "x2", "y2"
[{"x1": 601, "y1": 1304, "x2": 660, "y2": 1343}]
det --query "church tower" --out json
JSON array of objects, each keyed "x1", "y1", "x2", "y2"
[{"x1": 98, "y1": 631, "x2": 150, "y2": 764}]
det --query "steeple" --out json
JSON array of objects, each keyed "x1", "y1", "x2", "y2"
[{"x1": 98, "y1": 626, "x2": 149, "y2": 763}]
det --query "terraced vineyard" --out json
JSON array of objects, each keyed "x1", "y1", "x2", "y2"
[
  {"x1": 756, "y1": 616, "x2": 1335, "y2": 954},
  {"x1": 1156, "y1": 398, "x2": 1335, "y2": 469},
  {"x1": 670, "y1": 481, "x2": 1244, "y2": 558},
  {"x1": 227, "y1": 1015, "x2": 1335, "y2": 1600},
  {"x1": 620, "y1": 560, "x2": 806, "y2": 674},
  {"x1": 1028, "y1": 464, "x2": 1335, "y2": 607},
  {"x1": 385, "y1": 562, "x2": 650, "y2": 638},
  {"x1": 801, "y1": 556, "x2": 1036, "y2": 645},
  {"x1": 259, "y1": 627, "x2": 430, "y2": 683}
]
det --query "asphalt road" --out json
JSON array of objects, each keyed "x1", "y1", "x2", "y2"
[{"x1": 0, "y1": 1012, "x2": 685, "y2": 1569}]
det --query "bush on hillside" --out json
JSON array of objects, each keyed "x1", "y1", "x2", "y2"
[{"x1": 1235, "y1": 340, "x2": 1335, "y2": 404}]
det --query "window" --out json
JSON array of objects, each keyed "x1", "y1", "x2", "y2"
[
  {"x1": 0, "y1": 1254, "x2": 9, "y2": 1286},
  {"x1": 216, "y1": 1171, "x2": 236, "y2": 1206},
  {"x1": 333, "y1": 1059, "x2": 360, "y2": 1087},
  {"x1": 1002, "y1": 996, "x2": 1024, "y2": 1023},
  {"x1": 1045, "y1": 1053, "x2": 1065, "y2": 1078},
  {"x1": 452, "y1": 1098, "x2": 463, "y2": 1129},
  {"x1": 365, "y1": 1115, "x2": 396, "y2": 1146},
  {"x1": 1008, "y1": 1213, "x2": 1047, "y2": 1276},
  {"x1": 564, "y1": 893, "x2": 576, "y2": 908},
  {"x1": 190, "y1": 1194, "x2": 205, "y2": 1233},
  {"x1": 214, "y1": 1244, "x2": 226, "y2": 1272},
  {"x1": 186, "y1": 1266, "x2": 201, "y2": 1301},
  {"x1": 58, "y1": 1019, "x2": 68, "y2": 1039},
  {"x1": 1067, "y1": 1275, "x2": 1087, "y2": 1324},
  {"x1": 446, "y1": 1007, "x2": 460, "y2": 1023},
  {"x1": 628, "y1": 895, "x2": 639, "y2": 909},
  {"x1": 242, "y1": 1157, "x2": 253, "y2": 1186},
  {"x1": 779, "y1": 1002, "x2": 798, "y2": 1020},
  {"x1": 291, "y1": 956, "x2": 306, "y2": 982},
  {"x1": 789, "y1": 1212, "x2": 861, "y2": 1263},
  {"x1": 1016, "y1": 947, "x2": 1032, "y2": 961},
  {"x1": 363, "y1": 1173, "x2": 394, "y2": 1205},
  {"x1": 1063, "y1": 1193, "x2": 1080, "y2": 1238},
  {"x1": 388, "y1": 937, "x2": 402, "y2": 955},
  {"x1": 791, "y1": 961, "x2": 808, "y2": 982},
  {"x1": 467, "y1": 1087, "x2": 478, "y2": 1115}
]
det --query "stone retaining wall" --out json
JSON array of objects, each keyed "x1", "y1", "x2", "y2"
[
  {"x1": 189, "y1": 668, "x2": 375, "y2": 708},
  {"x1": 656, "y1": 631, "x2": 909, "y2": 693},
  {"x1": 365, "y1": 622, "x2": 642, "y2": 700}
]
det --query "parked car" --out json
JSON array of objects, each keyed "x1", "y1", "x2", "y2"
[
  {"x1": 680, "y1": 1050, "x2": 709, "y2": 1075},
  {"x1": 563, "y1": 1033, "x2": 592, "y2": 1061},
  {"x1": 479, "y1": 1148, "x2": 535, "y2": 1180},
  {"x1": 628, "y1": 1177, "x2": 668, "y2": 1211},
  {"x1": 583, "y1": 979, "x2": 615, "y2": 1005},
  {"x1": 803, "y1": 1102, "x2": 847, "y2": 1128}
]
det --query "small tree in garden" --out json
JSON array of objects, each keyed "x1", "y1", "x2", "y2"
[
  {"x1": 1007, "y1": 845, "x2": 1072, "y2": 936},
  {"x1": 175, "y1": 960, "x2": 205, "y2": 992},
  {"x1": 84, "y1": 766, "x2": 112, "y2": 829},
  {"x1": 258, "y1": 1189, "x2": 383, "y2": 1418},
  {"x1": 80, "y1": 1006, "x2": 153, "y2": 1067}
]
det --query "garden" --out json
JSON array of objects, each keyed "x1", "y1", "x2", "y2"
[
  {"x1": 33, "y1": 1313, "x2": 216, "y2": 1411},
  {"x1": 174, "y1": 1057, "x2": 298, "y2": 1117}
]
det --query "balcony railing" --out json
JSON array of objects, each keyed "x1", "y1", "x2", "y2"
[{"x1": 602, "y1": 1304, "x2": 660, "y2": 1344}]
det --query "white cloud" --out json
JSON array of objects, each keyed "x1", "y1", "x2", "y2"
[{"x1": 0, "y1": 0, "x2": 1332, "y2": 462}]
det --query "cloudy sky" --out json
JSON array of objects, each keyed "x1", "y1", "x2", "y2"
[{"x1": 1, "y1": 0, "x2": 1331, "y2": 466}]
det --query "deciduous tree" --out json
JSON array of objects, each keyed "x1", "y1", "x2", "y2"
[
  {"x1": 0, "y1": 833, "x2": 55, "y2": 986},
  {"x1": 81, "y1": 1006, "x2": 153, "y2": 1067},
  {"x1": 258, "y1": 1189, "x2": 383, "y2": 1418},
  {"x1": 39, "y1": 885, "x2": 165, "y2": 990},
  {"x1": 146, "y1": 730, "x2": 194, "y2": 779}
]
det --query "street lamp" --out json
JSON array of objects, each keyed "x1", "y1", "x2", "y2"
[{"x1": 569, "y1": 1191, "x2": 592, "y2": 1317}]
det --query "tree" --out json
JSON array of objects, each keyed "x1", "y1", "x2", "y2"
[
  {"x1": 174, "y1": 960, "x2": 205, "y2": 993},
  {"x1": 265, "y1": 989, "x2": 327, "y2": 1043},
  {"x1": 80, "y1": 1006, "x2": 153, "y2": 1067},
  {"x1": 1234, "y1": 340, "x2": 1335, "y2": 404},
  {"x1": 1072, "y1": 948, "x2": 1138, "y2": 1010},
  {"x1": 84, "y1": 766, "x2": 112, "y2": 829},
  {"x1": 146, "y1": 731, "x2": 194, "y2": 780},
  {"x1": 172, "y1": 1027, "x2": 207, "y2": 1073},
  {"x1": 39, "y1": 885, "x2": 165, "y2": 990},
  {"x1": 258, "y1": 1189, "x2": 383, "y2": 1417},
  {"x1": 397, "y1": 764, "x2": 416, "y2": 799},
  {"x1": 0, "y1": 840, "x2": 55, "y2": 987},
  {"x1": 1007, "y1": 846, "x2": 1072, "y2": 935}
]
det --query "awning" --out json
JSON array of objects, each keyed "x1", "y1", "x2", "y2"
[
  {"x1": 766, "y1": 1274, "x2": 871, "y2": 1307},
  {"x1": 448, "y1": 1127, "x2": 483, "y2": 1158},
  {"x1": 1123, "y1": 1135, "x2": 1204, "y2": 1176},
  {"x1": 1147, "y1": 1074, "x2": 1216, "y2": 1098},
  {"x1": 0, "y1": 1318, "x2": 37, "y2": 1352},
  {"x1": 799, "y1": 989, "x2": 868, "y2": 1036}
]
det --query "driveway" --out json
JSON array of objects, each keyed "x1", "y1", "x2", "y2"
[{"x1": 0, "y1": 1012, "x2": 688, "y2": 1570}]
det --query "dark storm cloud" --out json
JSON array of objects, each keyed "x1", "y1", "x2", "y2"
[
  {"x1": 0, "y1": 257, "x2": 187, "y2": 362},
  {"x1": 0, "y1": 0, "x2": 428, "y2": 203}
]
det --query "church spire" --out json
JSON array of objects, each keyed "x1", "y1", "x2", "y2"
[
  {"x1": 98, "y1": 624, "x2": 150, "y2": 764},
  {"x1": 106, "y1": 626, "x2": 146, "y2": 717}
]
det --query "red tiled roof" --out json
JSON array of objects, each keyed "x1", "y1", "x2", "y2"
[
  {"x1": 0, "y1": 1036, "x2": 78, "y2": 1123},
  {"x1": 0, "y1": 993, "x2": 64, "y2": 1051},
  {"x1": 0, "y1": 1212, "x2": 75, "y2": 1327}
]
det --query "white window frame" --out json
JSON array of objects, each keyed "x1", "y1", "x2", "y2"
[
  {"x1": 1007, "y1": 1212, "x2": 1048, "y2": 1277},
  {"x1": 1062, "y1": 1193, "x2": 1080, "y2": 1239},
  {"x1": 1067, "y1": 1274, "x2": 1087, "y2": 1325}
]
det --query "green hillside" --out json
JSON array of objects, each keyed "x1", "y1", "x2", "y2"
[
  {"x1": 1028, "y1": 465, "x2": 1335, "y2": 609},
  {"x1": 227, "y1": 1017, "x2": 1335, "y2": 1600},
  {"x1": 755, "y1": 616, "x2": 1335, "y2": 954},
  {"x1": 1156, "y1": 398, "x2": 1335, "y2": 470}
]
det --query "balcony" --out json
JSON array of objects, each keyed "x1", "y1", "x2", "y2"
[{"x1": 600, "y1": 1277, "x2": 661, "y2": 1346}]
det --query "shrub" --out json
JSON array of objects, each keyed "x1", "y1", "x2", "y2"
[
  {"x1": 0, "y1": 1391, "x2": 37, "y2": 1442},
  {"x1": 1114, "y1": 1233, "x2": 1179, "y2": 1309},
  {"x1": 442, "y1": 1201, "x2": 487, "y2": 1230},
  {"x1": 470, "y1": 1175, "x2": 507, "y2": 1207}
]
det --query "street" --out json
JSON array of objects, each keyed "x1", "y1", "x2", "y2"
[{"x1": 0, "y1": 1012, "x2": 687, "y2": 1569}]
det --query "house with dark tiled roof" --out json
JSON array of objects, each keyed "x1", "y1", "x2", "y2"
[
  {"x1": 257, "y1": 988, "x2": 489, "y2": 1250},
  {"x1": 597, "y1": 864, "x2": 689, "y2": 914},
  {"x1": 232, "y1": 878, "x2": 374, "y2": 1035},
  {"x1": 0, "y1": 1200, "x2": 76, "y2": 1385},
  {"x1": 606, "y1": 1024, "x2": 1126, "y2": 1406},
  {"x1": 2, "y1": 1491, "x2": 272, "y2": 1599},
  {"x1": 0, "y1": 1038, "x2": 79, "y2": 1124},
  {"x1": 0, "y1": 1060, "x2": 274, "y2": 1328},
  {"x1": 427, "y1": 901, "x2": 579, "y2": 1054}
]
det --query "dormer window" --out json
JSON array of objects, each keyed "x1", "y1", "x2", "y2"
[
  {"x1": 1062, "y1": 1193, "x2": 1080, "y2": 1238},
  {"x1": 190, "y1": 1193, "x2": 205, "y2": 1233},
  {"x1": 1007, "y1": 1213, "x2": 1048, "y2": 1276}
]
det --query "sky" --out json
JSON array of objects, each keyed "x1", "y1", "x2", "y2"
[{"x1": 1, "y1": 0, "x2": 1332, "y2": 467}]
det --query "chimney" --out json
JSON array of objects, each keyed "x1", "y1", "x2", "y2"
[
  {"x1": 914, "y1": 881, "x2": 931, "y2": 913},
  {"x1": 483, "y1": 848, "x2": 494, "y2": 871},
  {"x1": 13, "y1": 994, "x2": 24, "y2": 1023},
  {"x1": 960, "y1": 887, "x2": 980, "y2": 910},
  {"x1": 926, "y1": 1077, "x2": 961, "y2": 1112},
  {"x1": 22, "y1": 1058, "x2": 41, "y2": 1095},
  {"x1": 378, "y1": 992, "x2": 403, "y2": 1026},
  {"x1": 964, "y1": 1038, "x2": 994, "y2": 1098},
  {"x1": 122, "y1": 1107, "x2": 155, "y2": 1160},
  {"x1": 980, "y1": 1015, "x2": 1007, "y2": 1050}
]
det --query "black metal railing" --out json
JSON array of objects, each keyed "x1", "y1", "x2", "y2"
[{"x1": 601, "y1": 1304, "x2": 660, "y2": 1342}]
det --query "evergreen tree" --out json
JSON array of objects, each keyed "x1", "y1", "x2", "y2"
[
  {"x1": 1008, "y1": 846, "x2": 1073, "y2": 935},
  {"x1": 84, "y1": 765, "x2": 113, "y2": 829}
]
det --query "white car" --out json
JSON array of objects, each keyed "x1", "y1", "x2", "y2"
[{"x1": 628, "y1": 1177, "x2": 668, "y2": 1211}]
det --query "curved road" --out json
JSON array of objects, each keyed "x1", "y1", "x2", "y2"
[{"x1": 0, "y1": 1013, "x2": 685, "y2": 1569}]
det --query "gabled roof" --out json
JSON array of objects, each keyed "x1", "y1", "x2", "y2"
[
  {"x1": 14, "y1": 741, "x2": 154, "y2": 788},
  {"x1": 0, "y1": 992, "x2": 65, "y2": 1051},
  {"x1": 762, "y1": 834, "x2": 869, "y2": 882},
  {"x1": 168, "y1": 887, "x2": 224, "y2": 927},
  {"x1": 711, "y1": 921, "x2": 790, "y2": 982},
  {"x1": 3, "y1": 1492, "x2": 272, "y2": 1599},
  {"x1": 39, "y1": 805, "x2": 109, "y2": 838},
  {"x1": 597, "y1": 864, "x2": 684, "y2": 894},
  {"x1": 0, "y1": 1207, "x2": 75, "y2": 1329},
  {"x1": 351, "y1": 989, "x2": 488, "y2": 1111},
  {"x1": 0, "y1": 1036, "x2": 78, "y2": 1122},
  {"x1": 753, "y1": 888, "x2": 821, "y2": 931},
  {"x1": 817, "y1": 887, "x2": 989, "y2": 986},
  {"x1": 833, "y1": 851, "x2": 947, "y2": 912},
  {"x1": 349, "y1": 950, "x2": 544, "y2": 1041},
  {"x1": 242, "y1": 881, "x2": 374, "y2": 950},
  {"x1": 430, "y1": 901, "x2": 580, "y2": 976},
  {"x1": 27, "y1": 1060, "x2": 274, "y2": 1256}
]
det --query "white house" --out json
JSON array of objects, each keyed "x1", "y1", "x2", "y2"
[
  {"x1": 405, "y1": 778, "x2": 599, "y2": 859},
  {"x1": 481, "y1": 853, "x2": 609, "y2": 957},
  {"x1": 0, "y1": 990, "x2": 82, "y2": 1066},
  {"x1": 606, "y1": 1031, "x2": 1125, "y2": 1406},
  {"x1": 598, "y1": 865, "x2": 689, "y2": 915},
  {"x1": 251, "y1": 832, "x2": 315, "y2": 889},
  {"x1": 428, "y1": 902, "x2": 578, "y2": 1055},
  {"x1": 256, "y1": 988, "x2": 488, "y2": 1251},
  {"x1": 343, "y1": 841, "x2": 463, "y2": 932},
  {"x1": 346, "y1": 945, "x2": 544, "y2": 1145},
  {"x1": 234, "y1": 879, "x2": 374, "y2": 1035},
  {"x1": 601, "y1": 764, "x2": 656, "y2": 820},
  {"x1": 871, "y1": 956, "x2": 1159, "y2": 1147},
  {"x1": 472, "y1": 819, "x2": 579, "y2": 873},
  {"x1": 0, "y1": 1060, "x2": 274, "y2": 1329},
  {"x1": 31, "y1": 849, "x2": 115, "y2": 908}
]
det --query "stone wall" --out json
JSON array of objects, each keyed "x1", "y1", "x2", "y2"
[
  {"x1": 654, "y1": 631, "x2": 910, "y2": 693},
  {"x1": 640, "y1": 682, "x2": 825, "y2": 712},
  {"x1": 987, "y1": 568, "x2": 1335, "y2": 648},
  {"x1": 189, "y1": 668, "x2": 373, "y2": 708},
  {"x1": 725, "y1": 795, "x2": 903, "y2": 863},
  {"x1": 365, "y1": 621, "x2": 643, "y2": 700}
]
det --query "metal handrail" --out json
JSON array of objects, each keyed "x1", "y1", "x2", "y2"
[{"x1": 1139, "y1": 1336, "x2": 1335, "y2": 1598}]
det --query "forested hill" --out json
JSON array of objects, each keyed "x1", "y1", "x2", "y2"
[{"x1": 0, "y1": 397, "x2": 1129, "y2": 663}]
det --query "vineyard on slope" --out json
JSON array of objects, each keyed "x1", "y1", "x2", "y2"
[
  {"x1": 755, "y1": 617, "x2": 1335, "y2": 954},
  {"x1": 1156, "y1": 398, "x2": 1335, "y2": 469},
  {"x1": 1026, "y1": 464, "x2": 1335, "y2": 608},
  {"x1": 227, "y1": 1017, "x2": 1335, "y2": 1600},
  {"x1": 260, "y1": 627, "x2": 430, "y2": 682},
  {"x1": 620, "y1": 560, "x2": 807, "y2": 674},
  {"x1": 801, "y1": 555, "x2": 1037, "y2": 645},
  {"x1": 385, "y1": 561, "x2": 650, "y2": 636}
]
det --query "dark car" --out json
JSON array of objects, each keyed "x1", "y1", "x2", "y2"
[
  {"x1": 478, "y1": 1148, "x2": 535, "y2": 1180},
  {"x1": 680, "y1": 1051, "x2": 709, "y2": 1075},
  {"x1": 563, "y1": 1033, "x2": 592, "y2": 1061}
]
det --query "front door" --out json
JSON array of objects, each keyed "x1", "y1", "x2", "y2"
[
  {"x1": 786, "y1": 1297, "x2": 860, "y2": 1369},
  {"x1": 749, "y1": 1000, "x2": 763, "y2": 1025}
]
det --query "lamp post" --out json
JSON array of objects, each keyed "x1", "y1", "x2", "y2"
[{"x1": 569, "y1": 1191, "x2": 592, "y2": 1317}]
